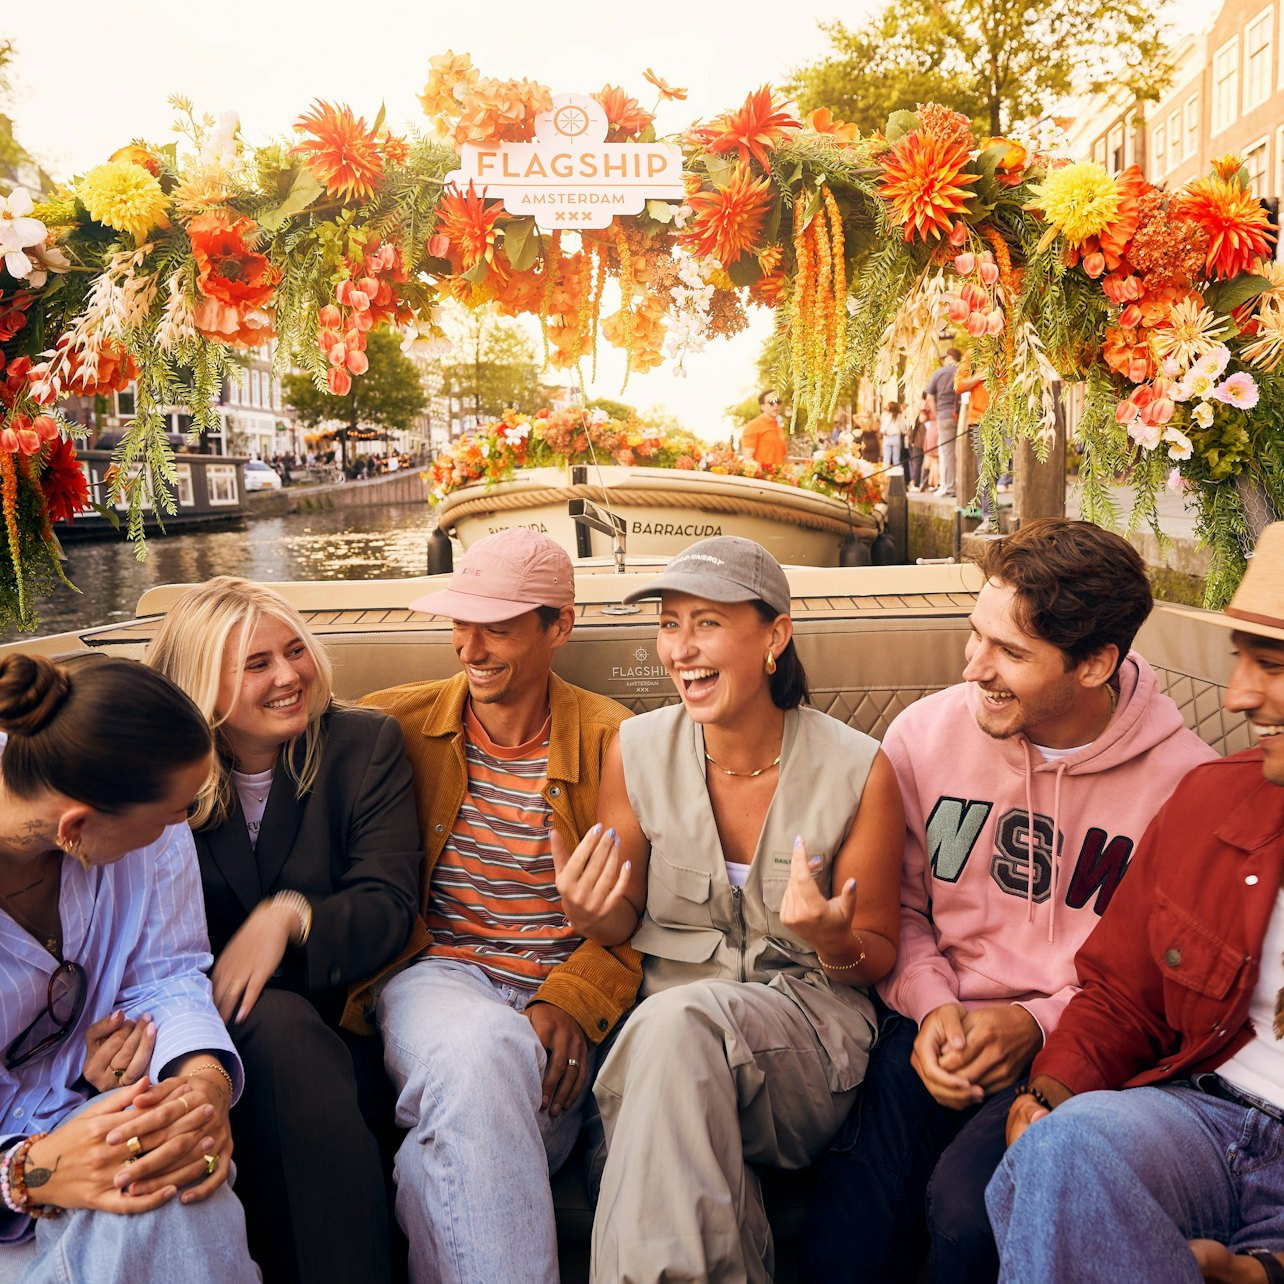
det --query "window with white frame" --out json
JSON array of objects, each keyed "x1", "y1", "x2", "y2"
[
  {"x1": 1154, "y1": 120, "x2": 1167, "y2": 174},
  {"x1": 1213, "y1": 38, "x2": 1240, "y2": 134},
  {"x1": 1169, "y1": 113, "x2": 1183, "y2": 166},
  {"x1": 1245, "y1": 137, "x2": 1269, "y2": 197},
  {"x1": 1093, "y1": 137, "x2": 1107, "y2": 166},
  {"x1": 1108, "y1": 123, "x2": 1125, "y2": 170},
  {"x1": 207, "y1": 464, "x2": 240, "y2": 506},
  {"x1": 175, "y1": 463, "x2": 194, "y2": 507},
  {"x1": 1277, "y1": 125, "x2": 1284, "y2": 199},
  {"x1": 1244, "y1": 9, "x2": 1273, "y2": 110},
  {"x1": 1185, "y1": 95, "x2": 1200, "y2": 162}
]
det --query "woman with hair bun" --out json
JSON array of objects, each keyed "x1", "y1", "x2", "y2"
[
  {"x1": 553, "y1": 536, "x2": 905, "y2": 1283},
  {"x1": 0, "y1": 653, "x2": 257, "y2": 1281},
  {"x1": 147, "y1": 576, "x2": 420, "y2": 1284}
]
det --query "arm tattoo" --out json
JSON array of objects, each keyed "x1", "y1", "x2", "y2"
[{"x1": 25, "y1": 1155, "x2": 60, "y2": 1188}]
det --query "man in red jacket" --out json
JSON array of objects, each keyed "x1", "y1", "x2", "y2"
[{"x1": 988, "y1": 520, "x2": 1284, "y2": 1284}]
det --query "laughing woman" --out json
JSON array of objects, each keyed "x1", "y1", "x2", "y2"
[
  {"x1": 554, "y1": 537, "x2": 904, "y2": 1283},
  {"x1": 147, "y1": 578, "x2": 421, "y2": 1284}
]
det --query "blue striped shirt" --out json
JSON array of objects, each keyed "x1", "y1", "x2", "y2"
[{"x1": 1, "y1": 821, "x2": 239, "y2": 1241}]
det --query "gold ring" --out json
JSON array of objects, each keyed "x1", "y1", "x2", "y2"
[
  {"x1": 178, "y1": 1093, "x2": 191, "y2": 1113},
  {"x1": 112, "y1": 1067, "x2": 126, "y2": 1081},
  {"x1": 126, "y1": 1135, "x2": 142, "y2": 1159},
  {"x1": 203, "y1": 1152, "x2": 219, "y2": 1176}
]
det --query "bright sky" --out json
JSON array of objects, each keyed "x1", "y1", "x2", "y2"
[{"x1": 3, "y1": 0, "x2": 1211, "y2": 438}]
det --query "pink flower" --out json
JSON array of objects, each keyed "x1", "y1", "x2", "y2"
[
  {"x1": 1114, "y1": 398, "x2": 1140, "y2": 426},
  {"x1": 947, "y1": 295, "x2": 971, "y2": 322},
  {"x1": 954, "y1": 252, "x2": 976, "y2": 276},
  {"x1": 1212, "y1": 371, "x2": 1259, "y2": 408},
  {"x1": 948, "y1": 220, "x2": 968, "y2": 247},
  {"x1": 327, "y1": 368, "x2": 352, "y2": 396},
  {"x1": 965, "y1": 311, "x2": 988, "y2": 337},
  {"x1": 345, "y1": 349, "x2": 369, "y2": 375},
  {"x1": 1139, "y1": 395, "x2": 1174, "y2": 427},
  {"x1": 1119, "y1": 304, "x2": 1142, "y2": 328},
  {"x1": 1127, "y1": 418, "x2": 1163, "y2": 450},
  {"x1": 979, "y1": 260, "x2": 1000, "y2": 286},
  {"x1": 1081, "y1": 251, "x2": 1106, "y2": 279},
  {"x1": 984, "y1": 308, "x2": 1004, "y2": 336},
  {"x1": 428, "y1": 233, "x2": 451, "y2": 257},
  {"x1": 961, "y1": 283, "x2": 989, "y2": 310}
]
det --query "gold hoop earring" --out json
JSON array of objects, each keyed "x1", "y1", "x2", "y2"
[
  {"x1": 765, "y1": 650, "x2": 777, "y2": 676},
  {"x1": 55, "y1": 833, "x2": 82, "y2": 857}
]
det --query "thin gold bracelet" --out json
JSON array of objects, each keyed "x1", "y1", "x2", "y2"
[
  {"x1": 817, "y1": 936, "x2": 867, "y2": 971},
  {"x1": 186, "y1": 1061, "x2": 234, "y2": 1100}
]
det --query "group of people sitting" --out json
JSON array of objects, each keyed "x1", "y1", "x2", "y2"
[{"x1": 0, "y1": 514, "x2": 1281, "y2": 1284}]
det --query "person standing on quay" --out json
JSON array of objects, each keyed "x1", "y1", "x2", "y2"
[
  {"x1": 741, "y1": 390, "x2": 788, "y2": 469},
  {"x1": 926, "y1": 348, "x2": 962, "y2": 496}
]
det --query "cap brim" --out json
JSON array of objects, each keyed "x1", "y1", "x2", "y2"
[
  {"x1": 1160, "y1": 602, "x2": 1284, "y2": 644},
  {"x1": 407, "y1": 588, "x2": 540, "y2": 623}
]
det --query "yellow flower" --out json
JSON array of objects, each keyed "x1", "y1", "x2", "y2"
[
  {"x1": 78, "y1": 160, "x2": 169, "y2": 243},
  {"x1": 1030, "y1": 161, "x2": 1119, "y2": 248}
]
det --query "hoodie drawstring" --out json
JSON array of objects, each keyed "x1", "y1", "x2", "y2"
[{"x1": 1020, "y1": 740, "x2": 1070, "y2": 942}]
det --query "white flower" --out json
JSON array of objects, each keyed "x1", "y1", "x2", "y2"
[
  {"x1": 200, "y1": 111, "x2": 242, "y2": 168},
  {"x1": 1170, "y1": 380, "x2": 1191, "y2": 404},
  {"x1": 1192, "y1": 401, "x2": 1215, "y2": 428},
  {"x1": 0, "y1": 188, "x2": 48, "y2": 281},
  {"x1": 1127, "y1": 418, "x2": 1163, "y2": 451},
  {"x1": 1185, "y1": 371, "x2": 1214, "y2": 399},
  {"x1": 24, "y1": 243, "x2": 71, "y2": 290},
  {"x1": 1163, "y1": 427, "x2": 1193, "y2": 461}
]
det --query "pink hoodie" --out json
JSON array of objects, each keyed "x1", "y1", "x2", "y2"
[{"x1": 877, "y1": 652, "x2": 1217, "y2": 1039}]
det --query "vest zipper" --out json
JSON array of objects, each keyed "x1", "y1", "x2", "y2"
[{"x1": 732, "y1": 885, "x2": 747, "y2": 982}]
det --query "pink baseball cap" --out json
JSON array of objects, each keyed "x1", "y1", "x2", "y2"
[{"x1": 409, "y1": 528, "x2": 576, "y2": 622}]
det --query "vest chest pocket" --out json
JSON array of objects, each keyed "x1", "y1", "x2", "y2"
[
  {"x1": 647, "y1": 852, "x2": 714, "y2": 928},
  {"x1": 761, "y1": 868, "x2": 815, "y2": 956}
]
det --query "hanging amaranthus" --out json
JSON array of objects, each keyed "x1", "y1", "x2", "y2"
[
  {"x1": 613, "y1": 224, "x2": 635, "y2": 384},
  {"x1": 788, "y1": 186, "x2": 848, "y2": 425},
  {"x1": 589, "y1": 242, "x2": 608, "y2": 382},
  {"x1": 812, "y1": 199, "x2": 833, "y2": 415},
  {"x1": 823, "y1": 186, "x2": 848, "y2": 416},
  {"x1": 789, "y1": 209, "x2": 813, "y2": 429},
  {"x1": 1, "y1": 453, "x2": 24, "y2": 624}
]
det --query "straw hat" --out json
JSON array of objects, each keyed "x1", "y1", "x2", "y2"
[{"x1": 1164, "y1": 521, "x2": 1284, "y2": 643}]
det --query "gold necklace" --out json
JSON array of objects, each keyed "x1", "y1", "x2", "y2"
[{"x1": 704, "y1": 749, "x2": 781, "y2": 778}]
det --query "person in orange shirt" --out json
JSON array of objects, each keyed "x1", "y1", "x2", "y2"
[{"x1": 741, "y1": 390, "x2": 788, "y2": 469}]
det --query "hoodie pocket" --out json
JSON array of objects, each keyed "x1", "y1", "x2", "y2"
[{"x1": 1147, "y1": 892, "x2": 1246, "y2": 1033}]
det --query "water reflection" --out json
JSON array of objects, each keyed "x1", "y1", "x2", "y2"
[{"x1": 7, "y1": 503, "x2": 434, "y2": 641}]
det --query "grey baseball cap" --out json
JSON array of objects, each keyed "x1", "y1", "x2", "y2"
[{"x1": 622, "y1": 537, "x2": 792, "y2": 615}]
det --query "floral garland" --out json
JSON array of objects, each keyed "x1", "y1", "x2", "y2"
[
  {"x1": 427, "y1": 407, "x2": 885, "y2": 509},
  {"x1": 0, "y1": 55, "x2": 1280, "y2": 630}
]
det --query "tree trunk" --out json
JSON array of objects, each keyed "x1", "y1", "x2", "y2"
[{"x1": 1014, "y1": 386, "x2": 1067, "y2": 524}]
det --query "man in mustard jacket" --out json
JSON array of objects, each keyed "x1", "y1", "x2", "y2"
[{"x1": 355, "y1": 528, "x2": 638, "y2": 1284}]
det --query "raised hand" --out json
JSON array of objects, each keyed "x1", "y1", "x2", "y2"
[
  {"x1": 779, "y1": 835, "x2": 861, "y2": 959},
  {"x1": 211, "y1": 900, "x2": 294, "y2": 1024},
  {"x1": 550, "y1": 825, "x2": 638, "y2": 944}
]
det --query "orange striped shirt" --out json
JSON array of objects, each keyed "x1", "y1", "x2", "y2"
[{"x1": 423, "y1": 702, "x2": 578, "y2": 988}]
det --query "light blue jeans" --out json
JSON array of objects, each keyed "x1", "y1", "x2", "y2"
[
  {"x1": 376, "y1": 957, "x2": 590, "y2": 1284},
  {"x1": 986, "y1": 1082, "x2": 1284, "y2": 1283},
  {"x1": 0, "y1": 1092, "x2": 257, "y2": 1284}
]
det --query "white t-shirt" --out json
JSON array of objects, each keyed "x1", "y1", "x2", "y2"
[
  {"x1": 230, "y1": 767, "x2": 274, "y2": 848},
  {"x1": 1217, "y1": 889, "x2": 1284, "y2": 1109},
  {"x1": 725, "y1": 860, "x2": 751, "y2": 889},
  {"x1": 1032, "y1": 742, "x2": 1092, "y2": 762}
]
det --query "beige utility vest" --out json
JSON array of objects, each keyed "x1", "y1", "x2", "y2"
[{"x1": 621, "y1": 703, "x2": 880, "y2": 1091}]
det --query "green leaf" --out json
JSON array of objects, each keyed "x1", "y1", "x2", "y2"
[
  {"x1": 258, "y1": 167, "x2": 325, "y2": 231},
  {"x1": 704, "y1": 154, "x2": 736, "y2": 188},
  {"x1": 503, "y1": 218, "x2": 539, "y2": 271},
  {"x1": 727, "y1": 255, "x2": 763, "y2": 288},
  {"x1": 646, "y1": 200, "x2": 677, "y2": 224},
  {"x1": 462, "y1": 259, "x2": 490, "y2": 284},
  {"x1": 372, "y1": 102, "x2": 387, "y2": 135},
  {"x1": 884, "y1": 110, "x2": 919, "y2": 146},
  {"x1": 763, "y1": 195, "x2": 783, "y2": 245},
  {"x1": 1205, "y1": 273, "x2": 1270, "y2": 316}
]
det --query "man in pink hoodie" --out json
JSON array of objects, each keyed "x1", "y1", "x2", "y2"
[{"x1": 802, "y1": 519, "x2": 1216, "y2": 1284}]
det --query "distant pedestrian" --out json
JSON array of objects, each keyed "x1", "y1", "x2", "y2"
[
  {"x1": 881, "y1": 402, "x2": 906, "y2": 471},
  {"x1": 857, "y1": 414, "x2": 881, "y2": 464},
  {"x1": 741, "y1": 390, "x2": 788, "y2": 469},
  {"x1": 926, "y1": 347, "x2": 961, "y2": 496}
]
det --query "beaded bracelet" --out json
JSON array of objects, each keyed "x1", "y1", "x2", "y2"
[
  {"x1": 186, "y1": 1061, "x2": 235, "y2": 1101},
  {"x1": 1013, "y1": 1081, "x2": 1053, "y2": 1111},
  {"x1": 270, "y1": 890, "x2": 313, "y2": 946},
  {"x1": 3, "y1": 1134, "x2": 59, "y2": 1218},
  {"x1": 0, "y1": 1143, "x2": 21, "y2": 1214},
  {"x1": 817, "y1": 936, "x2": 867, "y2": 971}
]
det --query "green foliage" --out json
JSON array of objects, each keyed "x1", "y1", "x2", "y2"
[
  {"x1": 786, "y1": 0, "x2": 1172, "y2": 138},
  {"x1": 284, "y1": 327, "x2": 427, "y2": 437},
  {"x1": 726, "y1": 394, "x2": 762, "y2": 428},
  {"x1": 586, "y1": 397, "x2": 635, "y2": 420},
  {"x1": 434, "y1": 309, "x2": 544, "y2": 421}
]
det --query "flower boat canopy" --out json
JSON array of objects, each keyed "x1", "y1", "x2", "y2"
[{"x1": 0, "y1": 53, "x2": 1282, "y2": 628}]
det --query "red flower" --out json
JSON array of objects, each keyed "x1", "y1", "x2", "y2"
[
  {"x1": 40, "y1": 435, "x2": 90, "y2": 523},
  {"x1": 692, "y1": 86, "x2": 801, "y2": 170},
  {"x1": 188, "y1": 214, "x2": 280, "y2": 310}
]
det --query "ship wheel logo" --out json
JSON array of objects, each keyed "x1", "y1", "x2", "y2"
[
  {"x1": 553, "y1": 103, "x2": 591, "y2": 138},
  {"x1": 634, "y1": 647, "x2": 649, "y2": 663}
]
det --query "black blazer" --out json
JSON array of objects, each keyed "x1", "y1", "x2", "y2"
[{"x1": 195, "y1": 705, "x2": 421, "y2": 1025}]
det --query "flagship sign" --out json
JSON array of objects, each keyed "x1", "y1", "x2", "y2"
[{"x1": 445, "y1": 94, "x2": 684, "y2": 231}]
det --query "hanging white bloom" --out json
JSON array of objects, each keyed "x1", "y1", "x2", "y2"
[
  {"x1": 1192, "y1": 401, "x2": 1215, "y2": 428},
  {"x1": 0, "y1": 188, "x2": 48, "y2": 281}
]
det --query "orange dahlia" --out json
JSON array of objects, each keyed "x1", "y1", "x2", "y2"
[
  {"x1": 692, "y1": 86, "x2": 801, "y2": 170},
  {"x1": 1094, "y1": 164, "x2": 1149, "y2": 271},
  {"x1": 1171, "y1": 176, "x2": 1276, "y2": 280},
  {"x1": 643, "y1": 68, "x2": 687, "y2": 102},
  {"x1": 681, "y1": 164, "x2": 774, "y2": 265},
  {"x1": 595, "y1": 86, "x2": 654, "y2": 140},
  {"x1": 292, "y1": 101, "x2": 384, "y2": 204},
  {"x1": 878, "y1": 131, "x2": 979, "y2": 242},
  {"x1": 434, "y1": 183, "x2": 504, "y2": 273}
]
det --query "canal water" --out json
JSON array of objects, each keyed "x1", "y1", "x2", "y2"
[{"x1": 5, "y1": 503, "x2": 435, "y2": 642}]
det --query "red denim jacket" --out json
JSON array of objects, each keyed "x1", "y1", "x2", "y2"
[{"x1": 1034, "y1": 751, "x2": 1284, "y2": 1094}]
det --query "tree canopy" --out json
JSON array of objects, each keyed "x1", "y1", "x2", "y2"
[
  {"x1": 437, "y1": 310, "x2": 544, "y2": 423},
  {"x1": 283, "y1": 327, "x2": 427, "y2": 451},
  {"x1": 786, "y1": 0, "x2": 1172, "y2": 137}
]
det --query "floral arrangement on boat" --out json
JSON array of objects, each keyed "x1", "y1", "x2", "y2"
[
  {"x1": 425, "y1": 407, "x2": 886, "y2": 509},
  {"x1": 0, "y1": 52, "x2": 1280, "y2": 627}
]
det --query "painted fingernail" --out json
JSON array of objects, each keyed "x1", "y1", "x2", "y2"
[
  {"x1": 794, "y1": 834, "x2": 804, "y2": 848},
  {"x1": 202, "y1": 1105, "x2": 215, "y2": 1119},
  {"x1": 845, "y1": 879, "x2": 856, "y2": 892},
  {"x1": 809, "y1": 854, "x2": 822, "y2": 866},
  {"x1": 592, "y1": 823, "x2": 602, "y2": 835},
  {"x1": 623, "y1": 860, "x2": 631, "y2": 874},
  {"x1": 200, "y1": 1136, "x2": 214, "y2": 1150},
  {"x1": 606, "y1": 827, "x2": 616, "y2": 839}
]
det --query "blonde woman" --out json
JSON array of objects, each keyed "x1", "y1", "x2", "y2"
[{"x1": 147, "y1": 577, "x2": 421, "y2": 1284}]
